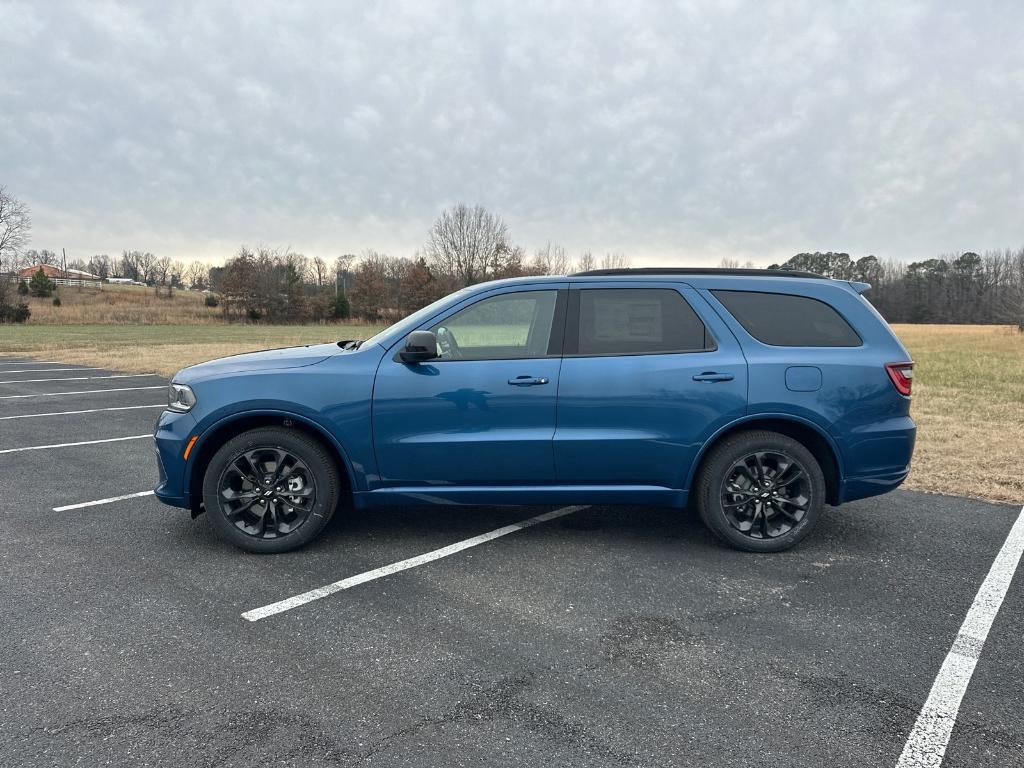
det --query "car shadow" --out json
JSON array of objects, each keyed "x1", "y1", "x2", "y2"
[{"x1": 315, "y1": 501, "x2": 716, "y2": 551}]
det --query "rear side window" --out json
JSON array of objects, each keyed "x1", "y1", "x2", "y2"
[
  {"x1": 572, "y1": 288, "x2": 711, "y2": 355},
  {"x1": 712, "y1": 290, "x2": 861, "y2": 347}
]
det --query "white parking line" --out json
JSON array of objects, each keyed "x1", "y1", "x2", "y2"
[
  {"x1": 0, "y1": 434, "x2": 151, "y2": 454},
  {"x1": 0, "y1": 373, "x2": 158, "y2": 384},
  {"x1": 0, "y1": 367, "x2": 100, "y2": 374},
  {"x1": 53, "y1": 490, "x2": 155, "y2": 512},
  {"x1": 896, "y1": 504, "x2": 1024, "y2": 768},
  {"x1": 0, "y1": 385, "x2": 165, "y2": 400},
  {"x1": 0, "y1": 404, "x2": 165, "y2": 421},
  {"x1": 242, "y1": 505, "x2": 587, "y2": 622}
]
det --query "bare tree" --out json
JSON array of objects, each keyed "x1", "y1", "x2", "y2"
[
  {"x1": 425, "y1": 204, "x2": 510, "y2": 286},
  {"x1": 184, "y1": 260, "x2": 209, "y2": 290},
  {"x1": 283, "y1": 251, "x2": 310, "y2": 284},
  {"x1": 119, "y1": 250, "x2": 139, "y2": 280},
  {"x1": 574, "y1": 251, "x2": 596, "y2": 273},
  {"x1": 169, "y1": 260, "x2": 186, "y2": 288},
  {"x1": 88, "y1": 254, "x2": 111, "y2": 279},
  {"x1": 719, "y1": 257, "x2": 758, "y2": 269},
  {"x1": 139, "y1": 252, "x2": 157, "y2": 283},
  {"x1": 599, "y1": 252, "x2": 630, "y2": 270},
  {"x1": 531, "y1": 242, "x2": 570, "y2": 275},
  {"x1": 117, "y1": 250, "x2": 157, "y2": 282},
  {"x1": 153, "y1": 256, "x2": 173, "y2": 286},
  {"x1": 0, "y1": 186, "x2": 31, "y2": 273},
  {"x1": 312, "y1": 256, "x2": 329, "y2": 288},
  {"x1": 334, "y1": 253, "x2": 356, "y2": 275},
  {"x1": 25, "y1": 248, "x2": 58, "y2": 266},
  {"x1": 994, "y1": 248, "x2": 1024, "y2": 331},
  {"x1": 333, "y1": 253, "x2": 356, "y2": 296}
]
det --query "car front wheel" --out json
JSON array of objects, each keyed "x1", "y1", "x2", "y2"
[
  {"x1": 202, "y1": 427, "x2": 341, "y2": 553},
  {"x1": 696, "y1": 430, "x2": 825, "y2": 553}
]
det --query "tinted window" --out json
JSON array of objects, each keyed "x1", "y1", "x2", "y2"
[
  {"x1": 574, "y1": 289, "x2": 710, "y2": 355},
  {"x1": 712, "y1": 290, "x2": 861, "y2": 347},
  {"x1": 430, "y1": 290, "x2": 559, "y2": 360}
]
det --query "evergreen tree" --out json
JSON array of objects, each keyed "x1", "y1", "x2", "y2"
[
  {"x1": 28, "y1": 267, "x2": 55, "y2": 297},
  {"x1": 332, "y1": 292, "x2": 350, "y2": 320}
]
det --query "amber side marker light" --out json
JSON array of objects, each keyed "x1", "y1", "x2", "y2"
[{"x1": 183, "y1": 435, "x2": 199, "y2": 460}]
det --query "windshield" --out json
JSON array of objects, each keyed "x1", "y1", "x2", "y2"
[{"x1": 358, "y1": 288, "x2": 473, "y2": 350}]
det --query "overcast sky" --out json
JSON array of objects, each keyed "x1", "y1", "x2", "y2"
[{"x1": 2, "y1": 1, "x2": 1022, "y2": 266}]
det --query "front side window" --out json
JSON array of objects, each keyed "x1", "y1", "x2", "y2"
[
  {"x1": 429, "y1": 290, "x2": 559, "y2": 360},
  {"x1": 573, "y1": 288, "x2": 711, "y2": 355},
  {"x1": 711, "y1": 290, "x2": 861, "y2": 347}
]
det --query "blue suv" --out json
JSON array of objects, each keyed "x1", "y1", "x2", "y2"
[{"x1": 154, "y1": 268, "x2": 916, "y2": 554}]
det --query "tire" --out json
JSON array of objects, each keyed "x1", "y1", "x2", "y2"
[
  {"x1": 202, "y1": 427, "x2": 342, "y2": 553},
  {"x1": 696, "y1": 430, "x2": 825, "y2": 553}
]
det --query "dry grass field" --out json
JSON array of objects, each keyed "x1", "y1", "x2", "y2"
[
  {"x1": 18, "y1": 283, "x2": 225, "y2": 324},
  {"x1": 0, "y1": 324, "x2": 383, "y2": 378},
  {"x1": 1, "y1": 321, "x2": 1020, "y2": 504},
  {"x1": 889, "y1": 324, "x2": 1023, "y2": 504}
]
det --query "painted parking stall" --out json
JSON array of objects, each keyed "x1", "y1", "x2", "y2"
[
  {"x1": 1, "y1": 356, "x2": 1023, "y2": 767},
  {"x1": 0, "y1": 360, "x2": 167, "y2": 452},
  {"x1": 0, "y1": 404, "x2": 165, "y2": 421},
  {"x1": 0, "y1": 361, "x2": 167, "y2": 520}
]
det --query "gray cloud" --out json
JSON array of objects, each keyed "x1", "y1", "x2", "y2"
[{"x1": 1, "y1": 0, "x2": 1022, "y2": 265}]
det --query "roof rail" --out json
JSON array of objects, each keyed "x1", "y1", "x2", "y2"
[{"x1": 570, "y1": 267, "x2": 827, "y2": 279}]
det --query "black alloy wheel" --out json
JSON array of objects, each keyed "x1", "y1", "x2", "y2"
[
  {"x1": 202, "y1": 427, "x2": 341, "y2": 553},
  {"x1": 217, "y1": 447, "x2": 318, "y2": 539},
  {"x1": 720, "y1": 451, "x2": 810, "y2": 540},
  {"x1": 696, "y1": 429, "x2": 825, "y2": 553}
]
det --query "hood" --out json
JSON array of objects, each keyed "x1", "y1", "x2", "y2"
[{"x1": 175, "y1": 342, "x2": 341, "y2": 382}]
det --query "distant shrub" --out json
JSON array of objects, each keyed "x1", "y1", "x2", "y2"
[
  {"x1": 204, "y1": 294, "x2": 219, "y2": 308},
  {"x1": 0, "y1": 303, "x2": 31, "y2": 323},
  {"x1": 247, "y1": 308, "x2": 262, "y2": 322},
  {"x1": 17, "y1": 280, "x2": 29, "y2": 296},
  {"x1": 52, "y1": 296, "x2": 62, "y2": 307}
]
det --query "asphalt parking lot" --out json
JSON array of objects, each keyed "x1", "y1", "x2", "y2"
[{"x1": 0, "y1": 357, "x2": 1022, "y2": 768}]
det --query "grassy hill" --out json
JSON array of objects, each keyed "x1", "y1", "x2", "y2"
[{"x1": 18, "y1": 282, "x2": 223, "y2": 324}]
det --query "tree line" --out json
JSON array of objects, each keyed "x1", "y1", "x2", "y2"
[
  {"x1": 768, "y1": 251, "x2": 1024, "y2": 328},
  {"x1": 2, "y1": 183, "x2": 1022, "y2": 328},
  {"x1": 213, "y1": 205, "x2": 629, "y2": 323}
]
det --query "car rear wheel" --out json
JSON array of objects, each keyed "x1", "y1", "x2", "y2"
[
  {"x1": 202, "y1": 427, "x2": 341, "y2": 553},
  {"x1": 696, "y1": 430, "x2": 824, "y2": 553}
]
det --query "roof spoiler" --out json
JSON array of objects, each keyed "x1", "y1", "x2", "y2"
[{"x1": 848, "y1": 281, "x2": 872, "y2": 294}]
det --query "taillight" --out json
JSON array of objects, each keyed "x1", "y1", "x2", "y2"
[{"x1": 885, "y1": 362, "x2": 914, "y2": 396}]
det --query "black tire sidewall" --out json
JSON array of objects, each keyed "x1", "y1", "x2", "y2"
[
  {"x1": 697, "y1": 430, "x2": 825, "y2": 553},
  {"x1": 202, "y1": 427, "x2": 340, "y2": 554}
]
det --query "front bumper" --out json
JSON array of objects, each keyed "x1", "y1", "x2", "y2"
[{"x1": 153, "y1": 408, "x2": 197, "y2": 509}]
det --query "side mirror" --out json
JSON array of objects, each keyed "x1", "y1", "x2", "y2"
[{"x1": 399, "y1": 330, "x2": 438, "y2": 363}]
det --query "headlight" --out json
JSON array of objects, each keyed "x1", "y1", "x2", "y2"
[{"x1": 167, "y1": 383, "x2": 197, "y2": 412}]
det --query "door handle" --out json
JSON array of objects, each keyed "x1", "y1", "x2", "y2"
[
  {"x1": 508, "y1": 376, "x2": 549, "y2": 386},
  {"x1": 692, "y1": 372, "x2": 734, "y2": 382}
]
